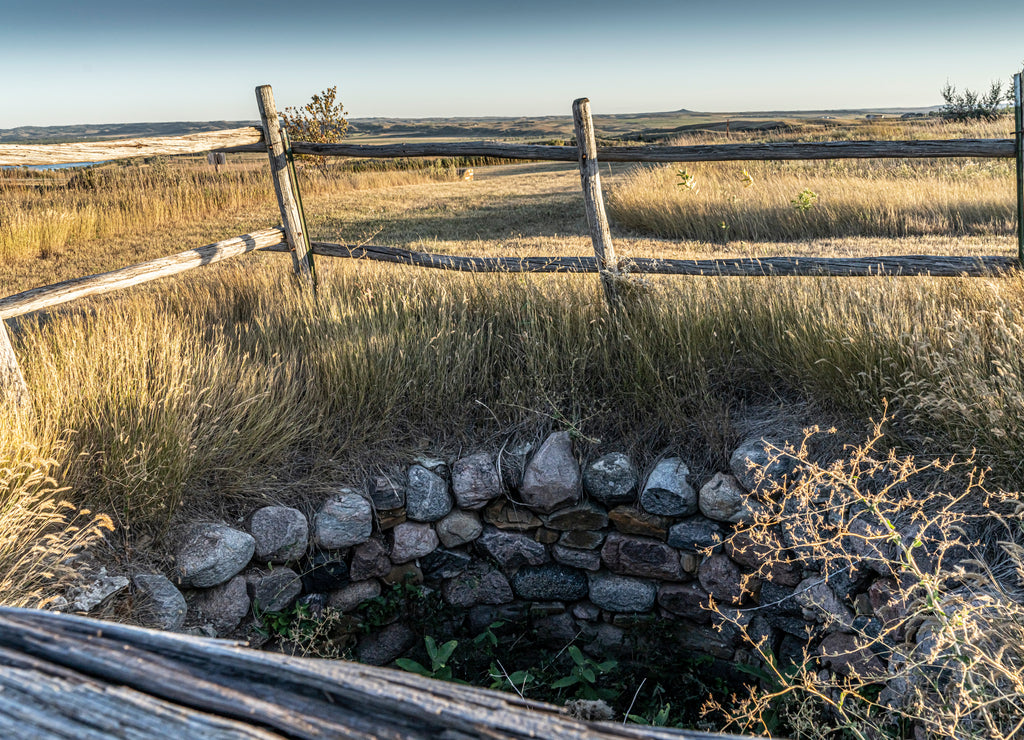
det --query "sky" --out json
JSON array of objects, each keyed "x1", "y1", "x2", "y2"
[{"x1": 2, "y1": 0, "x2": 1023, "y2": 128}]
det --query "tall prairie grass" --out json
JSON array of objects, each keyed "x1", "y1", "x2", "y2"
[{"x1": 607, "y1": 116, "x2": 1018, "y2": 243}]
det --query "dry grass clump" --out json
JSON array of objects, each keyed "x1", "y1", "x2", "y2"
[
  {"x1": 0, "y1": 437, "x2": 112, "y2": 608},
  {"x1": 708, "y1": 420, "x2": 1024, "y2": 738}
]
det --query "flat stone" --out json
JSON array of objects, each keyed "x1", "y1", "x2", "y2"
[
  {"x1": 369, "y1": 473, "x2": 405, "y2": 510},
  {"x1": 725, "y1": 529, "x2": 801, "y2": 587},
  {"x1": 557, "y1": 530, "x2": 606, "y2": 549},
  {"x1": 483, "y1": 500, "x2": 541, "y2": 531},
  {"x1": 250, "y1": 506, "x2": 309, "y2": 564},
  {"x1": 452, "y1": 452, "x2": 502, "y2": 510},
  {"x1": 666, "y1": 517, "x2": 725, "y2": 552},
  {"x1": 300, "y1": 551, "x2": 350, "y2": 592},
  {"x1": 699, "y1": 473, "x2": 760, "y2": 524},
  {"x1": 729, "y1": 437, "x2": 799, "y2": 494},
  {"x1": 390, "y1": 521, "x2": 439, "y2": 564},
  {"x1": 552, "y1": 545, "x2": 602, "y2": 571},
  {"x1": 176, "y1": 524, "x2": 256, "y2": 589},
  {"x1": 376, "y1": 509, "x2": 407, "y2": 531},
  {"x1": 511, "y1": 564, "x2": 588, "y2": 601},
  {"x1": 476, "y1": 526, "x2": 549, "y2": 570},
  {"x1": 314, "y1": 490, "x2": 373, "y2": 550},
  {"x1": 640, "y1": 458, "x2": 697, "y2": 516},
  {"x1": 71, "y1": 567, "x2": 130, "y2": 612},
  {"x1": 519, "y1": 432, "x2": 581, "y2": 514},
  {"x1": 680, "y1": 553, "x2": 700, "y2": 573},
  {"x1": 587, "y1": 572, "x2": 657, "y2": 613},
  {"x1": 582, "y1": 453, "x2": 638, "y2": 506},
  {"x1": 542, "y1": 503, "x2": 609, "y2": 531},
  {"x1": 442, "y1": 563, "x2": 513, "y2": 607},
  {"x1": 192, "y1": 577, "x2": 250, "y2": 635},
  {"x1": 573, "y1": 602, "x2": 601, "y2": 621},
  {"x1": 601, "y1": 532, "x2": 685, "y2": 581},
  {"x1": 132, "y1": 574, "x2": 186, "y2": 631},
  {"x1": 249, "y1": 568, "x2": 303, "y2": 613},
  {"x1": 534, "y1": 528, "x2": 561, "y2": 544},
  {"x1": 436, "y1": 510, "x2": 483, "y2": 548},
  {"x1": 383, "y1": 563, "x2": 423, "y2": 586},
  {"x1": 349, "y1": 538, "x2": 391, "y2": 581},
  {"x1": 657, "y1": 582, "x2": 713, "y2": 623},
  {"x1": 794, "y1": 576, "x2": 854, "y2": 629},
  {"x1": 608, "y1": 506, "x2": 669, "y2": 540},
  {"x1": 420, "y1": 549, "x2": 473, "y2": 581},
  {"x1": 818, "y1": 632, "x2": 885, "y2": 678},
  {"x1": 697, "y1": 554, "x2": 747, "y2": 606},
  {"x1": 357, "y1": 622, "x2": 416, "y2": 666},
  {"x1": 405, "y1": 464, "x2": 453, "y2": 522},
  {"x1": 533, "y1": 611, "x2": 579, "y2": 647},
  {"x1": 328, "y1": 580, "x2": 382, "y2": 612}
]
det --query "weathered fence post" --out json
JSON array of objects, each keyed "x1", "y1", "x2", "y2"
[
  {"x1": 572, "y1": 98, "x2": 620, "y2": 309},
  {"x1": 255, "y1": 85, "x2": 316, "y2": 289},
  {"x1": 1, "y1": 321, "x2": 30, "y2": 412},
  {"x1": 1014, "y1": 71, "x2": 1023, "y2": 265}
]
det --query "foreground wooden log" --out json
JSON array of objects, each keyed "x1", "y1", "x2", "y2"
[
  {"x1": 279, "y1": 242, "x2": 1021, "y2": 278},
  {"x1": 0, "y1": 228, "x2": 286, "y2": 320},
  {"x1": 0, "y1": 128, "x2": 264, "y2": 167},
  {"x1": 0, "y1": 608, "x2": 742, "y2": 740}
]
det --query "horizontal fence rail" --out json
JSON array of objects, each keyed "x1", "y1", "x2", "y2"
[
  {"x1": 287, "y1": 138, "x2": 1018, "y2": 162},
  {"x1": 264, "y1": 242, "x2": 1020, "y2": 278},
  {"x1": 0, "y1": 228, "x2": 286, "y2": 320},
  {"x1": 0, "y1": 127, "x2": 263, "y2": 167}
]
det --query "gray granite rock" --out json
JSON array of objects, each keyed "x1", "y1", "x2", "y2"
[
  {"x1": 357, "y1": 622, "x2": 417, "y2": 665},
  {"x1": 557, "y1": 530, "x2": 606, "y2": 549},
  {"x1": 328, "y1": 579, "x2": 382, "y2": 612},
  {"x1": 534, "y1": 612, "x2": 580, "y2": 647},
  {"x1": 191, "y1": 575, "x2": 250, "y2": 634},
  {"x1": 519, "y1": 432, "x2": 581, "y2": 514},
  {"x1": 176, "y1": 524, "x2": 256, "y2": 589},
  {"x1": 436, "y1": 510, "x2": 483, "y2": 548},
  {"x1": 552, "y1": 544, "x2": 602, "y2": 572},
  {"x1": 657, "y1": 582, "x2": 713, "y2": 623},
  {"x1": 248, "y1": 567, "x2": 302, "y2": 613},
  {"x1": 476, "y1": 526, "x2": 549, "y2": 570},
  {"x1": 250, "y1": 506, "x2": 309, "y2": 563},
  {"x1": 132, "y1": 573, "x2": 186, "y2": 631},
  {"x1": 420, "y1": 549, "x2": 473, "y2": 580},
  {"x1": 405, "y1": 464, "x2": 453, "y2": 522},
  {"x1": 452, "y1": 452, "x2": 502, "y2": 510},
  {"x1": 666, "y1": 517, "x2": 725, "y2": 552},
  {"x1": 314, "y1": 490, "x2": 373, "y2": 550},
  {"x1": 600, "y1": 532, "x2": 685, "y2": 581},
  {"x1": 697, "y1": 554, "x2": 746, "y2": 606},
  {"x1": 729, "y1": 437, "x2": 800, "y2": 494},
  {"x1": 369, "y1": 473, "x2": 406, "y2": 510},
  {"x1": 794, "y1": 576, "x2": 854, "y2": 629},
  {"x1": 511, "y1": 564, "x2": 588, "y2": 601},
  {"x1": 390, "y1": 521, "x2": 439, "y2": 564},
  {"x1": 587, "y1": 572, "x2": 657, "y2": 613},
  {"x1": 640, "y1": 458, "x2": 697, "y2": 516},
  {"x1": 350, "y1": 538, "x2": 392, "y2": 581},
  {"x1": 442, "y1": 563, "x2": 514, "y2": 607},
  {"x1": 698, "y1": 473, "x2": 760, "y2": 524},
  {"x1": 582, "y1": 453, "x2": 638, "y2": 506},
  {"x1": 71, "y1": 567, "x2": 130, "y2": 612}
]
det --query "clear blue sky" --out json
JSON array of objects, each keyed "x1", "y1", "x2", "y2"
[{"x1": 3, "y1": 0, "x2": 1022, "y2": 127}]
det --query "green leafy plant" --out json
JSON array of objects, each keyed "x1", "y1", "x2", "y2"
[
  {"x1": 791, "y1": 188, "x2": 818, "y2": 212},
  {"x1": 396, "y1": 636, "x2": 464, "y2": 683},
  {"x1": 550, "y1": 646, "x2": 619, "y2": 701},
  {"x1": 676, "y1": 169, "x2": 698, "y2": 192}
]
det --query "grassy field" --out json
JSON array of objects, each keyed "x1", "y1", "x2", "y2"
[{"x1": 3, "y1": 113, "x2": 1024, "y2": 736}]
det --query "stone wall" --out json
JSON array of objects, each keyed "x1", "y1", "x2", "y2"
[{"x1": 102, "y1": 430, "x2": 915, "y2": 677}]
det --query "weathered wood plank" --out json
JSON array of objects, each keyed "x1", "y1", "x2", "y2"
[
  {"x1": 0, "y1": 608, "x2": 744, "y2": 740},
  {"x1": 256, "y1": 85, "x2": 316, "y2": 288},
  {"x1": 1014, "y1": 72, "x2": 1023, "y2": 263},
  {"x1": 0, "y1": 128, "x2": 264, "y2": 167},
  {"x1": 291, "y1": 242, "x2": 1020, "y2": 277},
  {"x1": 0, "y1": 228, "x2": 286, "y2": 320},
  {"x1": 573, "y1": 98, "x2": 620, "y2": 308},
  {"x1": 0, "y1": 321, "x2": 30, "y2": 412},
  {"x1": 290, "y1": 138, "x2": 1016, "y2": 162}
]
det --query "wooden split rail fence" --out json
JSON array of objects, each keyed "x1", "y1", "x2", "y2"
[{"x1": 3, "y1": 75, "x2": 1024, "y2": 409}]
